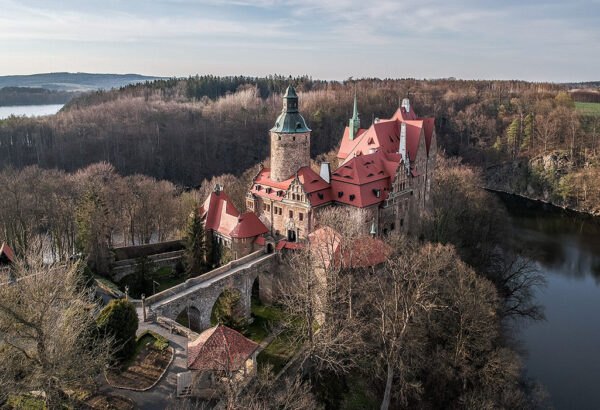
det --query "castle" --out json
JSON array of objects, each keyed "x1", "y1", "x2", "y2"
[{"x1": 201, "y1": 85, "x2": 436, "y2": 259}]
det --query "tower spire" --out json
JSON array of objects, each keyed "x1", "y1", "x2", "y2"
[{"x1": 349, "y1": 85, "x2": 360, "y2": 141}]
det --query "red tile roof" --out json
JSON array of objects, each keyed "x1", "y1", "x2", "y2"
[
  {"x1": 337, "y1": 106, "x2": 433, "y2": 165},
  {"x1": 187, "y1": 324, "x2": 258, "y2": 372},
  {"x1": 0, "y1": 242, "x2": 15, "y2": 264},
  {"x1": 253, "y1": 236, "x2": 265, "y2": 246},
  {"x1": 251, "y1": 166, "x2": 332, "y2": 206},
  {"x1": 338, "y1": 127, "x2": 368, "y2": 159},
  {"x1": 200, "y1": 190, "x2": 240, "y2": 237},
  {"x1": 201, "y1": 189, "x2": 267, "y2": 239},
  {"x1": 309, "y1": 226, "x2": 390, "y2": 269},
  {"x1": 330, "y1": 150, "x2": 403, "y2": 207},
  {"x1": 230, "y1": 212, "x2": 268, "y2": 239},
  {"x1": 275, "y1": 241, "x2": 305, "y2": 250}
]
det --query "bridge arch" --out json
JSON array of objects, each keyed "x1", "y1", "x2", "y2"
[
  {"x1": 210, "y1": 287, "x2": 248, "y2": 329},
  {"x1": 175, "y1": 305, "x2": 203, "y2": 333}
]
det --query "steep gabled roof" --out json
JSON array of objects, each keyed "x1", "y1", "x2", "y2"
[
  {"x1": 230, "y1": 212, "x2": 268, "y2": 239},
  {"x1": 337, "y1": 105, "x2": 434, "y2": 164},
  {"x1": 338, "y1": 127, "x2": 368, "y2": 159},
  {"x1": 200, "y1": 190, "x2": 240, "y2": 237},
  {"x1": 0, "y1": 242, "x2": 15, "y2": 265},
  {"x1": 187, "y1": 324, "x2": 259, "y2": 372},
  {"x1": 201, "y1": 189, "x2": 267, "y2": 239}
]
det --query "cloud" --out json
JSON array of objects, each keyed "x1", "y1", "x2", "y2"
[{"x1": 0, "y1": 0, "x2": 288, "y2": 42}]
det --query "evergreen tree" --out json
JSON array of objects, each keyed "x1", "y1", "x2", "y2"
[
  {"x1": 506, "y1": 118, "x2": 520, "y2": 159},
  {"x1": 96, "y1": 299, "x2": 138, "y2": 361},
  {"x1": 521, "y1": 113, "x2": 533, "y2": 151},
  {"x1": 184, "y1": 209, "x2": 206, "y2": 277},
  {"x1": 492, "y1": 135, "x2": 504, "y2": 159}
]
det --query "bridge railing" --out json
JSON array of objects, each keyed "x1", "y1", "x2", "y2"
[{"x1": 146, "y1": 250, "x2": 269, "y2": 306}]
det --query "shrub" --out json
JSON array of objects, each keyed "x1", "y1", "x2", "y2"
[{"x1": 96, "y1": 299, "x2": 139, "y2": 361}]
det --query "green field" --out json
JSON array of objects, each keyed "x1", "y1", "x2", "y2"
[{"x1": 575, "y1": 102, "x2": 600, "y2": 116}]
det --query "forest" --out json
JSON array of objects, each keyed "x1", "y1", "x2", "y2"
[
  {"x1": 0, "y1": 87, "x2": 79, "y2": 106},
  {"x1": 0, "y1": 75, "x2": 598, "y2": 213},
  {"x1": 1, "y1": 75, "x2": 582, "y2": 408}
]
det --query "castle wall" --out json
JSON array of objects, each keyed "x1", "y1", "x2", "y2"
[
  {"x1": 256, "y1": 196, "x2": 311, "y2": 242},
  {"x1": 270, "y1": 131, "x2": 310, "y2": 182}
]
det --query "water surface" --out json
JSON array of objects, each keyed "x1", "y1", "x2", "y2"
[
  {"x1": 0, "y1": 104, "x2": 64, "y2": 119},
  {"x1": 499, "y1": 194, "x2": 600, "y2": 410}
]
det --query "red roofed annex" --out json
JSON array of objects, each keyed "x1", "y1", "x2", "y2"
[{"x1": 200, "y1": 85, "x2": 436, "y2": 258}]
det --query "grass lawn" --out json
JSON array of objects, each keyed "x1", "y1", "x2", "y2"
[
  {"x1": 106, "y1": 331, "x2": 172, "y2": 391},
  {"x1": 575, "y1": 102, "x2": 600, "y2": 116},
  {"x1": 256, "y1": 328, "x2": 301, "y2": 374},
  {"x1": 242, "y1": 297, "x2": 288, "y2": 343}
]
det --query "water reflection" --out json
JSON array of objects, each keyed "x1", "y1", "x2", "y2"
[{"x1": 496, "y1": 192, "x2": 600, "y2": 409}]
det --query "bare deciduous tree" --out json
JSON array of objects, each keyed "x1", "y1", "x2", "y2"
[{"x1": 0, "y1": 248, "x2": 112, "y2": 407}]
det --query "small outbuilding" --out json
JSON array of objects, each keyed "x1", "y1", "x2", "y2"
[{"x1": 186, "y1": 324, "x2": 259, "y2": 396}]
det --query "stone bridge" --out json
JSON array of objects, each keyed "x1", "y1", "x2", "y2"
[{"x1": 145, "y1": 251, "x2": 278, "y2": 332}]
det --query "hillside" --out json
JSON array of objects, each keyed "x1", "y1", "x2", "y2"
[
  {"x1": 0, "y1": 72, "x2": 165, "y2": 92},
  {"x1": 0, "y1": 75, "x2": 598, "y2": 214},
  {"x1": 0, "y1": 87, "x2": 80, "y2": 106}
]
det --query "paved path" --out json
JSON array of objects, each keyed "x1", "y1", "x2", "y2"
[
  {"x1": 150, "y1": 253, "x2": 274, "y2": 310},
  {"x1": 97, "y1": 319, "x2": 189, "y2": 410}
]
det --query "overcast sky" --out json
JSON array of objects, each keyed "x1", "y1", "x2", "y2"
[{"x1": 1, "y1": 0, "x2": 598, "y2": 82}]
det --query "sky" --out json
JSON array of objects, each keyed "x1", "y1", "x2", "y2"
[{"x1": 0, "y1": 0, "x2": 598, "y2": 82}]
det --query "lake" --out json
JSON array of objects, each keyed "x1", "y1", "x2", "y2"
[
  {"x1": 0, "y1": 104, "x2": 64, "y2": 119},
  {"x1": 498, "y1": 193, "x2": 600, "y2": 410}
]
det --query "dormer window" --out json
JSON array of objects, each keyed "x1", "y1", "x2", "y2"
[
  {"x1": 338, "y1": 191, "x2": 344, "y2": 198},
  {"x1": 318, "y1": 193, "x2": 324, "y2": 199},
  {"x1": 373, "y1": 189, "x2": 381, "y2": 198},
  {"x1": 266, "y1": 187, "x2": 271, "y2": 194},
  {"x1": 349, "y1": 194, "x2": 355, "y2": 201},
  {"x1": 256, "y1": 185, "x2": 261, "y2": 191}
]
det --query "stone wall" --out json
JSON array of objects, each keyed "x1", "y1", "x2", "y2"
[
  {"x1": 111, "y1": 250, "x2": 184, "y2": 282},
  {"x1": 270, "y1": 131, "x2": 310, "y2": 182}
]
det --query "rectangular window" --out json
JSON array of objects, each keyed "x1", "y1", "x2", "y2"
[
  {"x1": 267, "y1": 204, "x2": 271, "y2": 211},
  {"x1": 289, "y1": 210, "x2": 293, "y2": 218},
  {"x1": 279, "y1": 208, "x2": 282, "y2": 215},
  {"x1": 299, "y1": 213, "x2": 303, "y2": 221}
]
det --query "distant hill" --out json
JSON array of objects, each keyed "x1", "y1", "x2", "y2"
[
  {"x1": 0, "y1": 87, "x2": 80, "y2": 106},
  {"x1": 0, "y1": 72, "x2": 166, "y2": 92}
]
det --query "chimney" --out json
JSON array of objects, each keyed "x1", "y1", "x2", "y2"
[
  {"x1": 399, "y1": 123, "x2": 409, "y2": 172},
  {"x1": 319, "y1": 162, "x2": 331, "y2": 183},
  {"x1": 214, "y1": 183, "x2": 221, "y2": 196}
]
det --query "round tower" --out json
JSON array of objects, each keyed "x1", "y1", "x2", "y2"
[{"x1": 269, "y1": 85, "x2": 311, "y2": 182}]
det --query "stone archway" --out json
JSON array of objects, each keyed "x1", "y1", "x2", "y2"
[
  {"x1": 176, "y1": 305, "x2": 203, "y2": 333},
  {"x1": 210, "y1": 288, "x2": 246, "y2": 329}
]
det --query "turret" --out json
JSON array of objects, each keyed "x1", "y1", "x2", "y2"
[
  {"x1": 269, "y1": 85, "x2": 311, "y2": 182},
  {"x1": 349, "y1": 86, "x2": 360, "y2": 141}
]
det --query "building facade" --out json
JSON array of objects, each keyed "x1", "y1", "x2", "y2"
[{"x1": 201, "y1": 85, "x2": 437, "y2": 256}]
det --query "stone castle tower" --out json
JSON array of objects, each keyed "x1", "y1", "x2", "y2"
[{"x1": 269, "y1": 85, "x2": 311, "y2": 182}]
